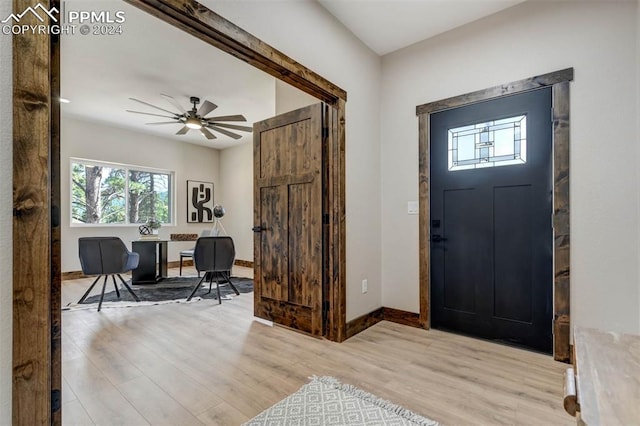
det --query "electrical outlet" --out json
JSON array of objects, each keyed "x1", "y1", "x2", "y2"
[{"x1": 362, "y1": 279, "x2": 368, "y2": 293}]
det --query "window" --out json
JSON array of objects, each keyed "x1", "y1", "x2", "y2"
[
  {"x1": 448, "y1": 115, "x2": 527, "y2": 171},
  {"x1": 71, "y1": 159, "x2": 174, "y2": 226}
]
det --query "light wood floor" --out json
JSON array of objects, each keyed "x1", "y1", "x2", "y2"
[{"x1": 62, "y1": 267, "x2": 573, "y2": 425}]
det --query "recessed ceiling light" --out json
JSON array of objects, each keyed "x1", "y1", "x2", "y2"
[{"x1": 59, "y1": 98, "x2": 70, "y2": 104}]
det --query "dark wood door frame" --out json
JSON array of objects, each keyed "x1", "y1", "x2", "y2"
[
  {"x1": 12, "y1": 0, "x2": 347, "y2": 423},
  {"x1": 416, "y1": 68, "x2": 573, "y2": 362}
]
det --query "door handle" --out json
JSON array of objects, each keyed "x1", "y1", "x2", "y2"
[
  {"x1": 431, "y1": 234, "x2": 448, "y2": 243},
  {"x1": 252, "y1": 225, "x2": 266, "y2": 233}
]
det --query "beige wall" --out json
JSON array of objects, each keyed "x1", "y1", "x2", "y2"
[
  {"x1": 0, "y1": 0, "x2": 12, "y2": 420},
  {"x1": 380, "y1": 1, "x2": 640, "y2": 333},
  {"x1": 61, "y1": 116, "x2": 221, "y2": 272},
  {"x1": 206, "y1": 0, "x2": 383, "y2": 320},
  {"x1": 637, "y1": 0, "x2": 640, "y2": 332},
  {"x1": 217, "y1": 80, "x2": 326, "y2": 265},
  {"x1": 275, "y1": 80, "x2": 318, "y2": 114},
  {"x1": 218, "y1": 142, "x2": 255, "y2": 262}
]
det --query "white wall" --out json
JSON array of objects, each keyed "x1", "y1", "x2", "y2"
[
  {"x1": 0, "y1": 0, "x2": 12, "y2": 421},
  {"x1": 205, "y1": 0, "x2": 383, "y2": 320},
  {"x1": 637, "y1": 0, "x2": 640, "y2": 332},
  {"x1": 217, "y1": 80, "x2": 329, "y2": 264},
  {"x1": 219, "y1": 142, "x2": 254, "y2": 262},
  {"x1": 61, "y1": 116, "x2": 220, "y2": 271},
  {"x1": 275, "y1": 80, "x2": 318, "y2": 114},
  {"x1": 381, "y1": 1, "x2": 640, "y2": 334}
]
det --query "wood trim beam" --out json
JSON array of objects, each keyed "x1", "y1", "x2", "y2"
[
  {"x1": 12, "y1": 0, "x2": 56, "y2": 423},
  {"x1": 346, "y1": 307, "x2": 422, "y2": 339},
  {"x1": 382, "y1": 307, "x2": 421, "y2": 328},
  {"x1": 234, "y1": 259, "x2": 254, "y2": 269},
  {"x1": 125, "y1": 0, "x2": 347, "y2": 104},
  {"x1": 61, "y1": 271, "x2": 87, "y2": 281},
  {"x1": 416, "y1": 68, "x2": 574, "y2": 115},
  {"x1": 326, "y1": 100, "x2": 347, "y2": 342},
  {"x1": 418, "y1": 114, "x2": 430, "y2": 329},
  {"x1": 346, "y1": 308, "x2": 384, "y2": 339},
  {"x1": 50, "y1": 2, "x2": 62, "y2": 421},
  {"x1": 553, "y1": 81, "x2": 571, "y2": 362}
]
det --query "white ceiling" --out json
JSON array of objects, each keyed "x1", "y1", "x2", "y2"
[
  {"x1": 61, "y1": 0, "x2": 528, "y2": 150},
  {"x1": 318, "y1": 0, "x2": 527, "y2": 55},
  {"x1": 61, "y1": 1, "x2": 276, "y2": 149}
]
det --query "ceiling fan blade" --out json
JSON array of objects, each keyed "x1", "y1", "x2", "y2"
[
  {"x1": 176, "y1": 126, "x2": 190, "y2": 135},
  {"x1": 203, "y1": 114, "x2": 246, "y2": 122},
  {"x1": 197, "y1": 100, "x2": 218, "y2": 117},
  {"x1": 161, "y1": 94, "x2": 186, "y2": 114},
  {"x1": 207, "y1": 122, "x2": 252, "y2": 132},
  {"x1": 129, "y1": 98, "x2": 178, "y2": 116},
  {"x1": 145, "y1": 121, "x2": 180, "y2": 125},
  {"x1": 126, "y1": 110, "x2": 177, "y2": 119},
  {"x1": 200, "y1": 127, "x2": 217, "y2": 140},
  {"x1": 207, "y1": 125, "x2": 243, "y2": 140}
]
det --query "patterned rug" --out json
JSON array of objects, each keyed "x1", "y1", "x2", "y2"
[
  {"x1": 63, "y1": 276, "x2": 252, "y2": 311},
  {"x1": 244, "y1": 376, "x2": 438, "y2": 426}
]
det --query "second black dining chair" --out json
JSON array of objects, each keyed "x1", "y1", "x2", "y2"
[
  {"x1": 179, "y1": 229, "x2": 211, "y2": 276},
  {"x1": 78, "y1": 237, "x2": 140, "y2": 312},
  {"x1": 187, "y1": 236, "x2": 240, "y2": 303}
]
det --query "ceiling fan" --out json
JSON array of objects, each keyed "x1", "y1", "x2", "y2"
[{"x1": 126, "y1": 94, "x2": 252, "y2": 140}]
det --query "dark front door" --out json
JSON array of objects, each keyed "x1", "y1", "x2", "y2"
[
  {"x1": 430, "y1": 88, "x2": 552, "y2": 353},
  {"x1": 253, "y1": 103, "x2": 325, "y2": 336}
]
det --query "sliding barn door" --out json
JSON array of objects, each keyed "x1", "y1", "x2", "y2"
[{"x1": 253, "y1": 103, "x2": 325, "y2": 336}]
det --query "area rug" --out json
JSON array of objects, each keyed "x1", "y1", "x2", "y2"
[
  {"x1": 244, "y1": 376, "x2": 438, "y2": 426},
  {"x1": 63, "y1": 276, "x2": 253, "y2": 311}
]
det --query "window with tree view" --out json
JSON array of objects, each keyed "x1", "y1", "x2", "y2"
[{"x1": 71, "y1": 159, "x2": 173, "y2": 225}]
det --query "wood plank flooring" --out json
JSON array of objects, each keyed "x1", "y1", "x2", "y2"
[{"x1": 62, "y1": 267, "x2": 573, "y2": 425}]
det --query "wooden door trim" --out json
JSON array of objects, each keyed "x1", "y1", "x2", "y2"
[
  {"x1": 12, "y1": 0, "x2": 347, "y2": 423},
  {"x1": 12, "y1": 0, "x2": 61, "y2": 423},
  {"x1": 325, "y1": 100, "x2": 347, "y2": 341},
  {"x1": 416, "y1": 68, "x2": 574, "y2": 115},
  {"x1": 416, "y1": 68, "x2": 573, "y2": 362}
]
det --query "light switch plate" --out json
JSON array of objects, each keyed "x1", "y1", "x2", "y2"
[{"x1": 407, "y1": 201, "x2": 419, "y2": 215}]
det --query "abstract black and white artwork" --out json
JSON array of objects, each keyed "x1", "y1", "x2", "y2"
[{"x1": 187, "y1": 180, "x2": 214, "y2": 223}]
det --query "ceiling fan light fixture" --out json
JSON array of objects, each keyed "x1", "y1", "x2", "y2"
[
  {"x1": 185, "y1": 117, "x2": 202, "y2": 130},
  {"x1": 128, "y1": 95, "x2": 250, "y2": 140}
]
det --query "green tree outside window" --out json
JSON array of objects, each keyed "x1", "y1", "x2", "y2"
[{"x1": 71, "y1": 160, "x2": 172, "y2": 225}]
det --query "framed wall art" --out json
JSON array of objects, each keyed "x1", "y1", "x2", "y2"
[{"x1": 187, "y1": 180, "x2": 214, "y2": 223}]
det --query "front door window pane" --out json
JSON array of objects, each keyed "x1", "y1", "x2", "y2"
[{"x1": 448, "y1": 115, "x2": 527, "y2": 171}]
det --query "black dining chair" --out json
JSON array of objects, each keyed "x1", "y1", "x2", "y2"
[
  {"x1": 187, "y1": 236, "x2": 240, "y2": 303},
  {"x1": 78, "y1": 237, "x2": 141, "y2": 311}
]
